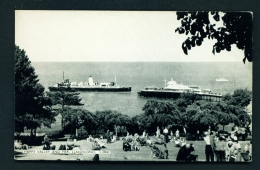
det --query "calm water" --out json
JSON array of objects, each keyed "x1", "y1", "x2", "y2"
[{"x1": 32, "y1": 62, "x2": 252, "y2": 117}]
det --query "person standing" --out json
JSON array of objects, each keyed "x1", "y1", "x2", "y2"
[
  {"x1": 142, "y1": 130, "x2": 146, "y2": 138},
  {"x1": 106, "y1": 130, "x2": 110, "y2": 143},
  {"x1": 175, "y1": 129, "x2": 180, "y2": 139},
  {"x1": 170, "y1": 131, "x2": 173, "y2": 138},
  {"x1": 231, "y1": 134, "x2": 242, "y2": 162},
  {"x1": 156, "y1": 127, "x2": 160, "y2": 138},
  {"x1": 196, "y1": 130, "x2": 200, "y2": 140},
  {"x1": 163, "y1": 143, "x2": 169, "y2": 159},
  {"x1": 163, "y1": 127, "x2": 169, "y2": 143},
  {"x1": 204, "y1": 131, "x2": 216, "y2": 162},
  {"x1": 214, "y1": 136, "x2": 226, "y2": 162},
  {"x1": 225, "y1": 140, "x2": 238, "y2": 162}
]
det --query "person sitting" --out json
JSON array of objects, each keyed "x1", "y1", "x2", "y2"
[
  {"x1": 14, "y1": 140, "x2": 29, "y2": 150},
  {"x1": 176, "y1": 143, "x2": 196, "y2": 162},
  {"x1": 174, "y1": 137, "x2": 185, "y2": 147},
  {"x1": 233, "y1": 125, "x2": 239, "y2": 134},
  {"x1": 152, "y1": 133, "x2": 164, "y2": 145},
  {"x1": 241, "y1": 141, "x2": 252, "y2": 162},
  {"x1": 96, "y1": 139, "x2": 106, "y2": 148},
  {"x1": 92, "y1": 140, "x2": 101, "y2": 150},
  {"x1": 87, "y1": 135, "x2": 94, "y2": 142},
  {"x1": 43, "y1": 135, "x2": 51, "y2": 149},
  {"x1": 146, "y1": 139, "x2": 153, "y2": 146},
  {"x1": 139, "y1": 136, "x2": 147, "y2": 146},
  {"x1": 66, "y1": 138, "x2": 75, "y2": 150},
  {"x1": 111, "y1": 135, "x2": 116, "y2": 143},
  {"x1": 126, "y1": 136, "x2": 133, "y2": 143},
  {"x1": 123, "y1": 138, "x2": 131, "y2": 151},
  {"x1": 219, "y1": 133, "x2": 226, "y2": 141}
]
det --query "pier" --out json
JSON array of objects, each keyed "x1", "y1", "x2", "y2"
[{"x1": 137, "y1": 90, "x2": 223, "y2": 101}]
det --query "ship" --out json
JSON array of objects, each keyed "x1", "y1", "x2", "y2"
[
  {"x1": 216, "y1": 78, "x2": 229, "y2": 82},
  {"x1": 48, "y1": 74, "x2": 131, "y2": 92},
  {"x1": 137, "y1": 78, "x2": 222, "y2": 100}
]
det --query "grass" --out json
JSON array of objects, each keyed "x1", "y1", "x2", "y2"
[{"x1": 15, "y1": 139, "x2": 250, "y2": 162}]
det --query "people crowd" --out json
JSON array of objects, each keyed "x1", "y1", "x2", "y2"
[{"x1": 15, "y1": 125, "x2": 251, "y2": 162}]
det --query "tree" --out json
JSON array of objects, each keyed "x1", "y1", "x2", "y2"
[
  {"x1": 223, "y1": 89, "x2": 252, "y2": 107},
  {"x1": 15, "y1": 45, "x2": 57, "y2": 135},
  {"x1": 62, "y1": 107, "x2": 82, "y2": 135},
  {"x1": 95, "y1": 110, "x2": 111, "y2": 132},
  {"x1": 175, "y1": 12, "x2": 253, "y2": 63},
  {"x1": 217, "y1": 112, "x2": 239, "y2": 131},
  {"x1": 182, "y1": 101, "x2": 240, "y2": 133},
  {"x1": 47, "y1": 89, "x2": 83, "y2": 131},
  {"x1": 131, "y1": 114, "x2": 147, "y2": 134},
  {"x1": 142, "y1": 100, "x2": 181, "y2": 133},
  {"x1": 62, "y1": 107, "x2": 97, "y2": 136},
  {"x1": 174, "y1": 93, "x2": 200, "y2": 113},
  {"x1": 95, "y1": 110, "x2": 132, "y2": 136},
  {"x1": 214, "y1": 102, "x2": 239, "y2": 130},
  {"x1": 104, "y1": 110, "x2": 132, "y2": 136},
  {"x1": 80, "y1": 109, "x2": 97, "y2": 135},
  {"x1": 223, "y1": 89, "x2": 252, "y2": 127}
]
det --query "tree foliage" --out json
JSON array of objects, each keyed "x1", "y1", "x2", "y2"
[
  {"x1": 222, "y1": 89, "x2": 252, "y2": 127},
  {"x1": 15, "y1": 45, "x2": 57, "y2": 134},
  {"x1": 62, "y1": 107, "x2": 82, "y2": 135},
  {"x1": 95, "y1": 110, "x2": 132, "y2": 135},
  {"x1": 223, "y1": 89, "x2": 251, "y2": 107},
  {"x1": 62, "y1": 107, "x2": 97, "y2": 135},
  {"x1": 47, "y1": 89, "x2": 83, "y2": 130},
  {"x1": 47, "y1": 89, "x2": 83, "y2": 108},
  {"x1": 175, "y1": 12, "x2": 253, "y2": 63},
  {"x1": 182, "y1": 99, "x2": 245, "y2": 133},
  {"x1": 142, "y1": 100, "x2": 181, "y2": 132}
]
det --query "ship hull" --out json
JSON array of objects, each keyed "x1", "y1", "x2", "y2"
[
  {"x1": 49, "y1": 86, "x2": 131, "y2": 92},
  {"x1": 137, "y1": 90, "x2": 222, "y2": 99}
]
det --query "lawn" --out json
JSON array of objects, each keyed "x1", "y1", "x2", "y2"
[{"x1": 15, "y1": 139, "x2": 250, "y2": 162}]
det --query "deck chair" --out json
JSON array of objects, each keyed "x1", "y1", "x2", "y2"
[{"x1": 149, "y1": 145, "x2": 165, "y2": 159}]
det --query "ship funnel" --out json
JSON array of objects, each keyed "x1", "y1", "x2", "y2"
[{"x1": 88, "y1": 76, "x2": 94, "y2": 86}]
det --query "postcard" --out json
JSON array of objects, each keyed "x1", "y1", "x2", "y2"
[{"x1": 14, "y1": 11, "x2": 252, "y2": 162}]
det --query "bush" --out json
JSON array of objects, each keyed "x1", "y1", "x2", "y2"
[{"x1": 186, "y1": 133, "x2": 195, "y2": 141}]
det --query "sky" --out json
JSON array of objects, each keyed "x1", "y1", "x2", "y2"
[{"x1": 15, "y1": 11, "x2": 248, "y2": 62}]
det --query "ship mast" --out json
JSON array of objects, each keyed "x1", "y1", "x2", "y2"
[
  {"x1": 163, "y1": 77, "x2": 167, "y2": 88},
  {"x1": 114, "y1": 74, "x2": 117, "y2": 85},
  {"x1": 63, "y1": 71, "x2": 64, "y2": 81}
]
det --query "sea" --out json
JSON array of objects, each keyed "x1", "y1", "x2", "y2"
[{"x1": 32, "y1": 62, "x2": 252, "y2": 117}]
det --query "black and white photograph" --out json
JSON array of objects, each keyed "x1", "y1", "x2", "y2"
[{"x1": 14, "y1": 10, "x2": 252, "y2": 162}]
